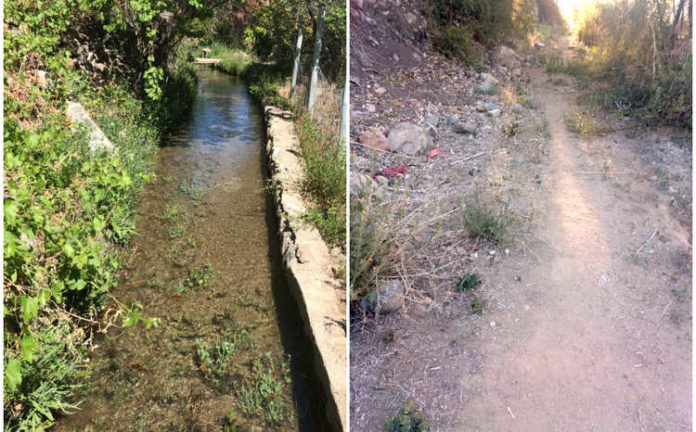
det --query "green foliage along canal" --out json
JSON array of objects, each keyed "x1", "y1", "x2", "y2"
[{"x1": 53, "y1": 67, "x2": 315, "y2": 431}]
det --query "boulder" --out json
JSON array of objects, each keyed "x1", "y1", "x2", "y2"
[
  {"x1": 387, "y1": 122, "x2": 433, "y2": 155},
  {"x1": 361, "y1": 280, "x2": 405, "y2": 315},
  {"x1": 493, "y1": 45, "x2": 521, "y2": 69},
  {"x1": 474, "y1": 80, "x2": 497, "y2": 95}
]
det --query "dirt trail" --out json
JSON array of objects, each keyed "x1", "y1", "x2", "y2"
[{"x1": 456, "y1": 69, "x2": 692, "y2": 431}]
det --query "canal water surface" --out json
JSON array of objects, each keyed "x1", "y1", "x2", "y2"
[{"x1": 55, "y1": 68, "x2": 315, "y2": 431}]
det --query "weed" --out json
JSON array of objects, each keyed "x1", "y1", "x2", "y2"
[
  {"x1": 455, "y1": 274, "x2": 481, "y2": 292},
  {"x1": 296, "y1": 114, "x2": 346, "y2": 247},
  {"x1": 159, "y1": 204, "x2": 188, "y2": 223},
  {"x1": 382, "y1": 330, "x2": 395, "y2": 343},
  {"x1": 186, "y1": 263, "x2": 215, "y2": 290},
  {"x1": 470, "y1": 297, "x2": 485, "y2": 314},
  {"x1": 502, "y1": 122, "x2": 521, "y2": 137},
  {"x1": 461, "y1": 198, "x2": 511, "y2": 242},
  {"x1": 195, "y1": 327, "x2": 250, "y2": 386},
  {"x1": 564, "y1": 112, "x2": 611, "y2": 136},
  {"x1": 384, "y1": 399, "x2": 430, "y2": 432},
  {"x1": 235, "y1": 293, "x2": 272, "y2": 312},
  {"x1": 236, "y1": 352, "x2": 291, "y2": 425},
  {"x1": 208, "y1": 43, "x2": 254, "y2": 76},
  {"x1": 178, "y1": 179, "x2": 204, "y2": 201},
  {"x1": 169, "y1": 225, "x2": 185, "y2": 239}
]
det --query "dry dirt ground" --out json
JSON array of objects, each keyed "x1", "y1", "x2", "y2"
[{"x1": 350, "y1": 36, "x2": 692, "y2": 432}]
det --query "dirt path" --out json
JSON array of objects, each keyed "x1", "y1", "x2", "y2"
[{"x1": 456, "y1": 69, "x2": 692, "y2": 431}]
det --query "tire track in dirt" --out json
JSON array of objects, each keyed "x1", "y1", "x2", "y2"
[{"x1": 455, "y1": 69, "x2": 691, "y2": 431}]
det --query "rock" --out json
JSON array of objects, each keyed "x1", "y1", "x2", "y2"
[
  {"x1": 483, "y1": 102, "x2": 502, "y2": 111},
  {"x1": 405, "y1": 12, "x2": 418, "y2": 25},
  {"x1": 474, "y1": 80, "x2": 497, "y2": 95},
  {"x1": 480, "y1": 72, "x2": 499, "y2": 84},
  {"x1": 493, "y1": 45, "x2": 521, "y2": 68},
  {"x1": 424, "y1": 114, "x2": 439, "y2": 127},
  {"x1": 35, "y1": 70, "x2": 49, "y2": 89},
  {"x1": 387, "y1": 122, "x2": 433, "y2": 155},
  {"x1": 453, "y1": 120, "x2": 476, "y2": 134},
  {"x1": 361, "y1": 280, "x2": 404, "y2": 314},
  {"x1": 510, "y1": 103, "x2": 523, "y2": 114},
  {"x1": 447, "y1": 114, "x2": 460, "y2": 125},
  {"x1": 487, "y1": 109, "x2": 501, "y2": 117},
  {"x1": 534, "y1": 41, "x2": 546, "y2": 49},
  {"x1": 526, "y1": 95, "x2": 539, "y2": 109},
  {"x1": 65, "y1": 101, "x2": 114, "y2": 153},
  {"x1": 365, "y1": 103, "x2": 377, "y2": 113},
  {"x1": 359, "y1": 129, "x2": 389, "y2": 151},
  {"x1": 351, "y1": 172, "x2": 383, "y2": 199},
  {"x1": 375, "y1": 86, "x2": 387, "y2": 95}
]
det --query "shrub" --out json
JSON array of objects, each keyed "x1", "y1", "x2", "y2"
[
  {"x1": 296, "y1": 114, "x2": 346, "y2": 247},
  {"x1": 384, "y1": 399, "x2": 430, "y2": 432},
  {"x1": 461, "y1": 198, "x2": 511, "y2": 241}
]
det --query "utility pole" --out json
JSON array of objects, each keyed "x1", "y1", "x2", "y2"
[{"x1": 307, "y1": 4, "x2": 326, "y2": 117}]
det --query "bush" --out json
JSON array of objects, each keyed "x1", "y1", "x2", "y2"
[
  {"x1": 296, "y1": 114, "x2": 346, "y2": 247},
  {"x1": 4, "y1": 82, "x2": 159, "y2": 429},
  {"x1": 461, "y1": 198, "x2": 511, "y2": 241},
  {"x1": 209, "y1": 42, "x2": 254, "y2": 76}
]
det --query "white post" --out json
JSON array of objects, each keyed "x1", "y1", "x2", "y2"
[
  {"x1": 339, "y1": 70, "x2": 348, "y2": 145},
  {"x1": 307, "y1": 4, "x2": 326, "y2": 117},
  {"x1": 290, "y1": 23, "x2": 304, "y2": 104}
]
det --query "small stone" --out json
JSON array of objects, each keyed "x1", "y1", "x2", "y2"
[
  {"x1": 447, "y1": 114, "x2": 460, "y2": 125},
  {"x1": 510, "y1": 104, "x2": 523, "y2": 114},
  {"x1": 475, "y1": 103, "x2": 487, "y2": 113},
  {"x1": 489, "y1": 250, "x2": 496, "y2": 255},
  {"x1": 483, "y1": 102, "x2": 502, "y2": 111},
  {"x1": 405, "y1": 12, "x2": 418, "y2": 25},
  {"x1": 504, "y1": 248, "x2": 510, "y2": 255},
  {"x1": 534, "y1": 41, "x2": 545, "y2": 49},
  {"x1": 490, "y1": 321, "x2": 496, "y2": 327},
  {"x1": 365, "y1": 103, "x2": 376, "y2": 112},
  {"x1": 453, "y1": 121, "x2": 476, "y2": 134},
  {"x1": 424, "y1": 114, "x2": 439, "y2": 127},
  {"x1": 359, "y1": 129, "x2": 389, "y2": 151},
  {"x1": 361, "y1": 280, "x2": 405, "y2": 315},
  {"x1": 375, "y1": 87, "x2": 386, "y2": 95},
  {"x1": 474, "y1": 80, "x2": 497, "y2": 95},
  {"x1": 487, "y1": 109, "x2": 501, "y2": 117}
]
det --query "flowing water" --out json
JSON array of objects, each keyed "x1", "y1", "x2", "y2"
[{"x1": 55, "y1": 68, "x2": 317, "y2": 431}]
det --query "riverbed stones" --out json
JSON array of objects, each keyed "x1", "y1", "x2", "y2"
[
  {"x1": 361, "y1": 280, "x2": 405, "y2": 315},
  {"x1": 387, "y1": 122, "x2": 433, "y2": 155}
]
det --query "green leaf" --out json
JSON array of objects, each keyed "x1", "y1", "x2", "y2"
[
  {"x1": 21, "y1": 296, "x2": 39, "y2": 323},
  {"x1": 123, "y1": 304, "x2": 142, "y2": 327},
  {"x1": 21, "y1": 335, "x2": 37, "y2": 362},
  {"x1": 5, "y1": 358, "x2": 22, "y2": 392}
]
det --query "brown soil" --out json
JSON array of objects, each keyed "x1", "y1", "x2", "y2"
[{"x1": 350, "y1": 39, "x2": 691, "y2": 431}]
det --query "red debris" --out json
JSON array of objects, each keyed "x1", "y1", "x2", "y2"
[
  {"x1": 131, "y1": 364, "x2": 144, "y2": 371},
  {"x1": 171, "y1": 294, "x2": 182, "y2": 300},
  {"x1": 426, "y1": 148, "x2": 442, "y2": 158},
  {"x1": 379, "y1": 165, "x2": 407, "y2": 178}
]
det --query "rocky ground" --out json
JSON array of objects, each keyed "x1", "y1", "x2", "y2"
[{"x1": 349, "y1": 4, "x2": 692, "y2": 430}]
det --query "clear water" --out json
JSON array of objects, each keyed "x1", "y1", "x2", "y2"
[{"x1": 54, "y1": 68, "x2": 316, "y2": 431}]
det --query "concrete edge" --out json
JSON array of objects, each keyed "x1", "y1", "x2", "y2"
[{"x1": 263, "y1": 105, "x2": 347, "y2": 431}]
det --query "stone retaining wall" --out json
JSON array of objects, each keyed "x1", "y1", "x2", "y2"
[{"x1": 263, "y1": 106, "x2": 346, "y2": 431}]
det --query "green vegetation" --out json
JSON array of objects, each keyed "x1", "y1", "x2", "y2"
[
  {"x1": 462, "y1": 199, "x2": 512, "y2": 241},
  {"x1": 503, "y1": 121, "x2": 522, "y2": 137},
  {"x1": 428, "y1": 0, "x2": 540, "y2": 64},
  {"x1": 208, "y1": 43, "x2": 254, "y2": 76},
  {"x1": 564, "y1": 111, "x2": 612, "y2": 136},
  {"x1": 296, "y1": 114, "x2": 347, "y2": 247},
  {"x1": 384, "y1": 399, "x2": 430, "y2": 432},
  {"x1": 569, "y1": 0, "x2": 690, "y2": 127},
  {"x1": 236, "y1": 352, "x2": 292, "y2": 426},
  {"x1": 471, "y1": 296, "x2": 486, "y2": 314},
  {"x1": 196, "y1": 326, "x2": 250, "y2": 386},
  {"x1": 455, "y1": 274, "x2": 481, "y2": 292}
]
